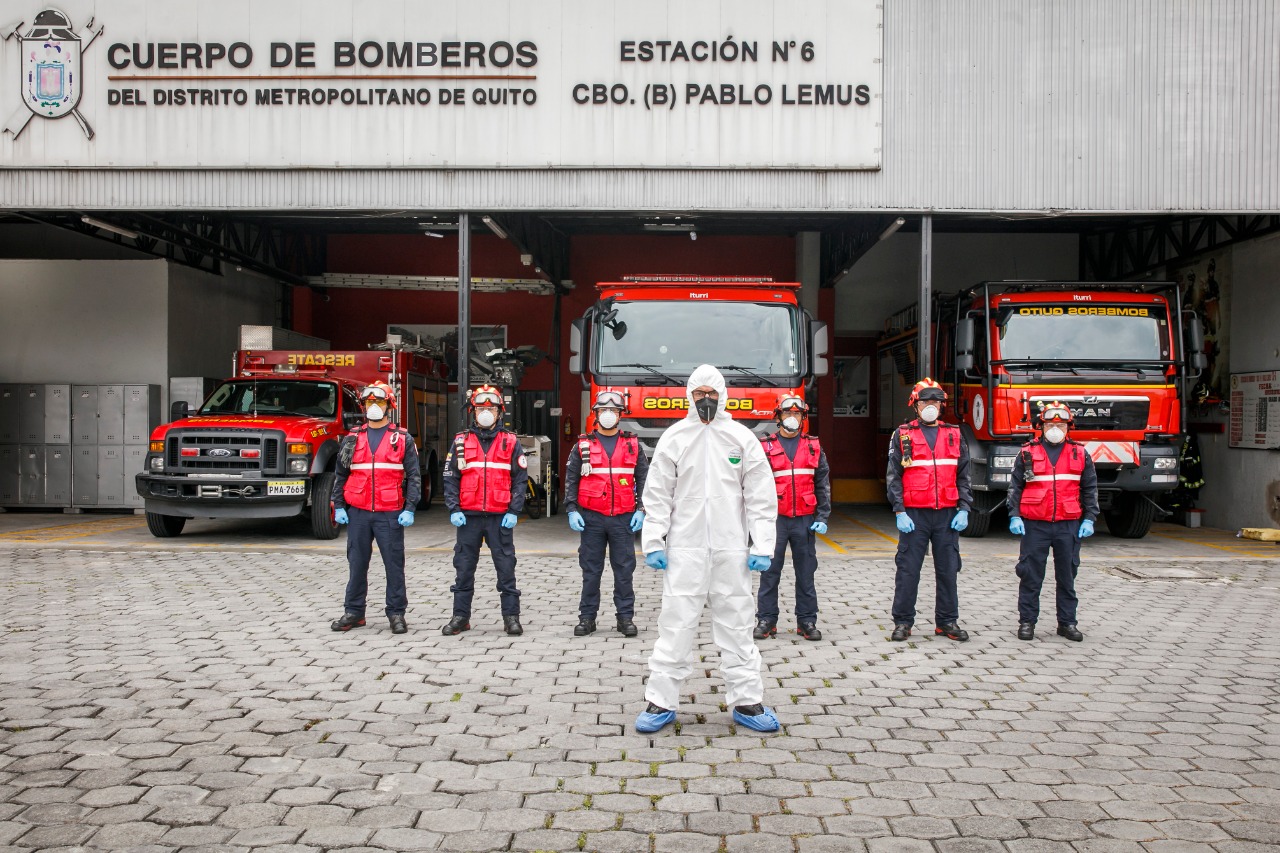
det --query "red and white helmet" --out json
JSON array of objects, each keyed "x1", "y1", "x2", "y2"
[
  {"x1": 359, "y1": 381, "x2": 396, "y2": 409},
  {"x1": 774, "y1": 395, "x2": 809, "y2": 419},
  {"x1": 1036, "y1": 400, "x2": 1074, "y2": 426},
  {"x1": 908, "y1": 378, "x2": 947, "y2": 407},
  {"x1": 592, "y1": 389, "x2": 626, "y2": 411},
  {"x1": 467, "y1": 384, "x2": 504, "y2": 410}
]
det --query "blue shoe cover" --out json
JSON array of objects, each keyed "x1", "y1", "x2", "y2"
[
  {"x1": 635, "y1": 708, "x2": 676, "y2": 733},
  {"x1": 733, "y1": 706, "x2": 780, "y2": 732}
]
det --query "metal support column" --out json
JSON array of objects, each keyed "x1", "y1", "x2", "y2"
[
  {"x1": 917, "y1": 215, "x2": 933, "y2": 382},
  {"x1": 457, "y1": 213, "x2": 472, "y2": 434}
]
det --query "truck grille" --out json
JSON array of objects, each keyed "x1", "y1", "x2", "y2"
[
  {"x1": 1034, "y1": 399, "x2": 1150, "y2": 431},
  {"x1": 166, "y1": 429, "x2": 284, "y2": 475}
]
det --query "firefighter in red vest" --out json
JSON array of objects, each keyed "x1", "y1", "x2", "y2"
[
  {"x1": 753, "y1": 396, "x2": 831, "y2": 642},
  {"x1": 886, "y1": 378, "x2": 973, "y2": 643},
  {"x1": 441, "y1": 385, "x2": 529, "y2": 637},
  {"x1": 329, "y1": 381, "x2": 422, "y2": 635},
  {"x1": 565, "y1": 389, "x2": 650, "y2": 637},
  {"x1": 1007, "y1": 401, "x2": 1099, "y2": 642}
]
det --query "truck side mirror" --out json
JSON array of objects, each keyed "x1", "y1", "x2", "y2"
[
  {"x1": 170, "y1": 400, "x2": 190, "y2": 420},
  {"x1": 956, "y1": 317, "x2": 976, "y2": 354},
  {"x1": 569, "y1": 317, "x2": 586, "y2": 374},
  {"x1": 809, "y1": 319, "x2": 829, "y2": 377},
  {"x1": 956, "y1": 353, "x2": 975, "y2": 371}
]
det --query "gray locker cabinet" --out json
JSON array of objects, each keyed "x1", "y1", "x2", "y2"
[
  {"x1": 98, "y1": 385, "x2": 125, "y2": 445},
  {"x1": 20, "y1": 445, "x2": 44, "y2": 504},
  {"x1": 124, "y1": 445, "x2": 147, "y2": 508},
  {"x1": 45, "y1": 446, "x2": 71, "y2": 506},
  {"x1": 44, "y1": 384, "x2": 71, "y2": 444},
  {"x1": 124, "y1": 385, "x2": 160, "y2": 444},
  {"x1": 72, "y1": 385, "x2": 99, "y2": 445},
  {"x1": 0, "y1": 385, "x2": 19, "y2": 444},
  {"x1": 19, "y1": 385, "x2": 44, "y2": 444},
  {"x1": 73, "y1": 446, "x2": 98, "y2": 506},
  {"x1": 0, "y1": 446, "x2": 19, "y2": 503},
  {"x1": 97, "y1": 446, "x2": 125, "y2": 506}
]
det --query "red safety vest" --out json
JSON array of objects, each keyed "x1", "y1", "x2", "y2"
[
  {"x1": 898, "y1": 420, "x2": 962, "y2": 509},
  {"x1": 1018, "y1": 440, "x2": 1086, "y2": 522},
  {"x1": 342, "y1": 426, "x2": 409, "y2": 512},
  {"x1": 457, "y1": 431, "x2": 517, "y2": 514},
  {"x1": 576, "y1": 433, "x2": 640, "y2": 516},
  {"x1": 762, "y1": 433, "x2": 822, "y2": 517}
]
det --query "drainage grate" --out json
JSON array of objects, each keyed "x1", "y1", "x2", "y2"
[{"x1": 1103, "y1": 564, "x2": 1219, "y2": 581}]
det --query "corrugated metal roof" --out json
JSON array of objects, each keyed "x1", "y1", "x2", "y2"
[{"x1": 2, "y1": 0, "x2": 1275, "y2": 213}]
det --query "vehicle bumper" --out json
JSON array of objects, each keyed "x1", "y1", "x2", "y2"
[{"x1": 136, "y1": 473, "x2": 310, "y2": 519}]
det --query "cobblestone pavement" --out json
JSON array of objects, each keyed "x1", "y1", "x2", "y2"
[{"x1": 1, "y1": 532, "x2": 1278, "y2": 852}]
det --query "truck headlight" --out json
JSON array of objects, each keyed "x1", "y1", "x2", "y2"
[
  {"x1": 149, "y1": 456, "x2": 164, "y2": 471},
  {"x1": 288, "y1": 458, "x2": 309, "y2": 474},
  {"x1": 1153, "y1": 457, "x2": 1177, "y2": 470},
  {"x1": 991, "y1": 456, "x2": 1016, "y2": 469},
  {"x1": 990, "y1": 473, "x2": 1010, "y2": 483}
]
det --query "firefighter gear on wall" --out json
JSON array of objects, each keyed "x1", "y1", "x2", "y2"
[
  {"x1": 441, "y1": 386, "x2": 529, "y2": 636},
  {"x1": 638, "y1": 364, "x2": 778, "y2": 732},
  {"x1": 330, "y1": 383, "x2": 422, "y2": 635},
  {"x1": 755, "y1": 395, "x2": 831, "y2": 643},
  {"x1": 564, "y1": 389, "x2": 651, "y2": 637},
  {"x1": 885, "y1": 379, "x2": 972, "y2": 643},
  {"x1": 1007, "y1": 401, "x2": 1099, "y2": 641}
]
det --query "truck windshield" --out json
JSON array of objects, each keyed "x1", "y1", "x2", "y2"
[
  {"x1": 199, "y1": 381, "x2": 337, "y2": 417},
  {"x1": 595, "y1": 301, "x2": 801, "y2": 381},
  {"x1": 996, "y1": 305, "x2": 1169, "y2": 363}
]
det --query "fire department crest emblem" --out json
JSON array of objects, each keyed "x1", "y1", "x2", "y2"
[{"x1": 4, "y1": 8, "x2": 102, "y2": 140}]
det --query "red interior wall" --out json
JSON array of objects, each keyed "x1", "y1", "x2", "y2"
[{"x1": 823, "y1": 333, "x2": 881, "y2": 480}]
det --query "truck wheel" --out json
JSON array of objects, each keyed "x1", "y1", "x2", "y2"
[
  {"x1": 417, "y1": 457, "x2": 437, "y2": 512},
  {"x1": 310, "y1": 472, "x2": 341, "y2": 540},
  {"x1": 959, "y1": 491, "x2": 1001, "y2": 538},
  {"x1": 1105, "y1": 494, "x2": 1156, "y2": 539},
  {"x1": 145, "y1": 512, "x2": 186, "y2": 538}
]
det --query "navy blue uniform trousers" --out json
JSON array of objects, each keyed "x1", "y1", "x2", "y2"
[
  {"x1": 892, "y1": 507, "x2": 962, "y2": 627},
  {"x1": 344, "y1": 507, "x2": 407, "y2": 617},
  {"x1": 757, "y1": 514, "x2": 819, "y2": 622},
  {"x1": 1015, "y1": 518, "x2": 1080, "y2": 625},
  {"x1": 576, "y1": 508, "x2": 636, "y2": 620},
  {"x1": 452, "y1": 512, "x2": 520, "y2": 617}
]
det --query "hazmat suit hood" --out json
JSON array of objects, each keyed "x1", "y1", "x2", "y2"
[{"x1": 686, "y1": 363, "x2": 729, "y2": 422}]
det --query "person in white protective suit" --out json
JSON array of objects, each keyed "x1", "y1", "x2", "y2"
[{"x1": 636, "y1": 364, "x2": 781, "y2": 734}]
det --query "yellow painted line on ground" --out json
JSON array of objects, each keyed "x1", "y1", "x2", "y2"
[
  {"x1": 1149, "y1": 529, "x2": 1280, "y2": 559},
  {"x1": 0, "y1": 517, "x2": 145, "y2": 542},
  {"x1": 816, "y1": 533, "x2": 846, "y2": 554},
  {"x1": 835, "y1": 510, "x2": 898, "y2": 544}
]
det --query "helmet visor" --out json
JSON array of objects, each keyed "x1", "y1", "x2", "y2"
[
  {"x1": 915, "y1": 388, "x2": 946, "y2": 402},
  {"x1": 593, "y1": 390, "x2": 625, "y2": 410},
  {"x1": 471, "y1": 389, "x2": 502, "y2": 408},
  {"x1": 1040, "y1": 404, "x2": 1072, "y2": 423},
  {"x1": 360, "y1": 386, "x2": 390, "y2": 401},
  {"x1": 776, "y1": 395, "x2": 806, "y2": 413}
]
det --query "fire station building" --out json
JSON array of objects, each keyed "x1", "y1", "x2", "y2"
[{"x1": 1, "y1": 0, "x2": 1277, "y2": 533}]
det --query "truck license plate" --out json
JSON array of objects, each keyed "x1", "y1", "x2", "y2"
[{"x1": 267, "y1": 480, "x2": 306, "y2": 496}]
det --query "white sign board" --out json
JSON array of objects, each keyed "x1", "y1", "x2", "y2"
[
  {"x1": 0, "y1": 0, "x2": 882, "y2": 170},
  {"x1": 1229, "y1": 370, "x2": 1280, "y2": 449}
]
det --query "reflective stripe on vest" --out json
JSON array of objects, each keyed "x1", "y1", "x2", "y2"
[
  {"x1": 1020, "y1": 442, "x2": 1085, "y2": 522},
  {"x1": 899, "y1": 421, "x2": 962, "y2": 509},
  {"x1": 458, "y1": 431, "x2": 516, "y2": 514},
  {"x1": 342, "y1": 428, "x2": 408, "y2": 512},
  {"x1": 577, "y1": 434, "x2": 639, "y2": 516},
  {"x1": 763, "y1": 434, "x2": 821, "y2": 518}
]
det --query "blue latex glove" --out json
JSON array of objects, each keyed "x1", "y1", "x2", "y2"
[
  {"x1": 333, "y1": 507, "x2": 348, "y2": 525},
  {"x1": 450, "y1": 511, "x2": 467, "y2": 527},
  {"x1": 895, "y1": 512, "x2": 915, "y2": 534},
  {"x1": 501, "y1": 512, "x2": 518, "y2": 529},
  {"x1": 568, "y1": 510, "x2": 586, "y2": 532},
  {"x1": 1079, "y1": 519, "x2": 1095, "y2": 538},
  {"x1": 629, "y1": 510, "x2": 645, "y2": 533},
  {"x1": 397, "y1": 510, "x2": 414, "y2": 527},
  {"x1": 747, "y1": 555, "x2": 771, "y2": 572},
  {"x1": 645, "y1": 550, "x2": 667, "y2": 570},
  {"x1": 1009, "y1": 516, "x2": 1026, "y2": 536},
  {"x1": 810, "y1": 521, "x2": 828, "y2": 535},
  {"x1": 951, "y1": 510, "x2": 969, "y2": 532}
]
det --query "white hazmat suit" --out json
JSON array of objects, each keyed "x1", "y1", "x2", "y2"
[{"x1": 641, "y1": 364, "x2": 779, "y2": 710}]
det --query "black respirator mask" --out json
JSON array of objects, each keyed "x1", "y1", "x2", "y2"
[{"x1": 695, "y1": 396, "x2": 718, "y2": 423}]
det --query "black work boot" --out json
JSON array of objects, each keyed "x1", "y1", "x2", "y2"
[
  {"x1": 1017, "y1": 622, "x2": 1035, "y2": 641},
  {"x1": 388, "y1": 614, "x2": 408, "y2": 634},
  {"x1": 441, "y1": 615, "x2": 470, "y2": 636},
  {"x1": 330, "y1": 612, "x2": 365, "y2": 632},
  {"x1": 797, "y1": 621, "x2": 822, "y2": 641},
  {"x1": 753, "y1": 618, "x2": 777, "y2": 640},
  {"x1": 574, "y1": 617, "x2": 596, "y2": 636},
  {"x1": 935, "y1": 622, "x2": 970, "y2": 642},
  {"x1": 616, "y1": 618, "x2": 638, "y2": 637},
  {"x1": 504, "y1": 615, "x2": 523, "y2": 636},
  {"x1": 890, "y1": 624, "x2": 911, "y2": 642},
  {"x1": 1057, "y1": 623, "x2": 1084, "y2": 642}
]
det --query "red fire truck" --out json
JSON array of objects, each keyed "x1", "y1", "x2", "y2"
[
  {"x1": 878, "y1": 281, "x2": 1206, "y2": 539},
  {"x1": 569, "y1": 276, "x2": 830, "y2": 450},
  {"x1": 137, "y1": 346, "x2": 448, "y2": 539}
]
